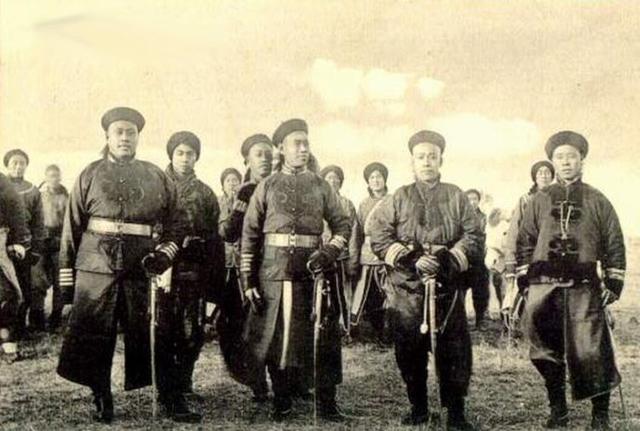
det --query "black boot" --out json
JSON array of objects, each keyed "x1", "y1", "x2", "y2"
[
  {"x1": 401, "y1": 405, "x2": 430, "y2": 426},
  {"x1": 271, "y1": 395, "x2": 292, "y2": 422},
  {"x1": 317, "y1": 385, "x2": 346, "y2": 422},
  {"x1": 29, "y1": 309, "x2": 46, "y2": 333},
  {"x1": 535, "y1": 361, "x2": 568, "y2": 429},
  {"x1": 447, "y1": 398, "x2": 476, "y2": 431},
  {"x1": 591, "y1": 393, "x2": 610, "y2": 430},
  {"x1": 160, "y1": 392, "x2": 202, "y2": 423},
  {"x1": 544, "y1": 386, "x2": 568, "y2": 429},
  {"x1": 92, "y1": 389, "x2": 114, "y2": 424}
]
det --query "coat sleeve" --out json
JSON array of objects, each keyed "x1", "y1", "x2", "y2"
[
  {"x1": 369, "y1": 191, "x2": 404, "y2": 266},
  {"x1": 598, "y1": 195, "x2": 626, "y2": 297},
  {"x1": 29, "y1": 190, "x2": 46, "y2": 253},
  {"x1": 206, "y1": 190, "x2": 225, "y2": 302},
  {"x1": 448, "y1": 190, "x2": 481, "y2": 273},
  {"x1": 347, "y1": 199, "x2": 360, "y2": 275},
  {"x1": 2, "y1": 178, "x2": 30, "y2": 248},
  {"x1": 322, "y1": 182, "x2": 351, "y2": 251},
  {"x1": 59, "y1": 170, "x2": 90, "y2": 271},
  {"x1": 502, "y1": 195, "x2": 526, "y2": 269},
  {"x1": 218, "y1": 197, "x2": 245, "y2": 243},
  {"x1": 240, "y1": 180, "x2": 267, "y2": 281},
  {"x1": 516, "y1": 193, "x2": 540, "y2": 277}
]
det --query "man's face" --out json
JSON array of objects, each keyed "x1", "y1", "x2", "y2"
[
  {"x1": 412, "y1": 142, "x2": 442, "y2": 182},
  {"x1": 535, "y1": 165, "x2": 554, "y2": 188},
  {"x1": 223, "y1": 174, "x2": 240, "y2": 196},
  {"x1": 467, "y1": 193, "x2": 480, "y2": 210},
  {"x1": 7, "y1": 155, "x2": 27, "y2": 178},
  {"x1": 106, "y1": 120, "x2": 139, "y2": 159},
  {"x1": 324, "y1": 171, "x2": 342, "y2": 193},
  {"x1": 171, "y1": 144, "x2": 197, "y2": 176},
  {"x1": 280, "y1": 131, "x2": 309, "y2": 168},
  {"x1": 45, "y1": 168, "x2": 61, "y2": 187},
  {"x1": 551, "y1": 145, "x2": 582, "y2": 182},
  {"x1": 367, "y1": 171, "x2": 386, "y2": 192},
  {"x1": 247, "y1": 143, "x2": 273, "y2": 180}
]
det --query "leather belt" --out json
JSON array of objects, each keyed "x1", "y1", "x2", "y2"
[
  {"x1": 87, "y1": 217, "x2": 153, "y2": 237},
  {"x1": 264, "y1": 233, "x2": 320, "y2": 248}
]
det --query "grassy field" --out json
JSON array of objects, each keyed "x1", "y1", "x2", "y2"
[{"x1": 2, "y1": 238, "x2": 639, "y2": 430}]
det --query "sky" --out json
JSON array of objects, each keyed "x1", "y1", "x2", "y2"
[{"x1": 1, "y1": 0, "x2": 639, "y2": 236}]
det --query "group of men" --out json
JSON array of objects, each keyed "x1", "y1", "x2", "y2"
[
  {"x1": 0, "y1": 105, "x2": 626, "y2": 430},
  {"x1": 0, "y1": 149, "x2": 68, "y2": 355}
]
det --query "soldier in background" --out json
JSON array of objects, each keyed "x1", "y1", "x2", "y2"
[
  {"x1": 0, "y1": 172, "x2": 30, "y2": 362},
  {"x1": 319, "y1": 165, "x2": 358, "y2": 336},
  {"x1": 158, "y1": 130, "x2": 224, "y2": 422},
  {"x1": 4, "y1": 149, "x2": 45, "y2": 335},
  {"x1": 517, "y1": 132, "x2": 625, "y2": 430},
  {"x1": 463, "y1": 189, "x2": 490, "y2": 329},
  {"x1": 370, "y1": 130, "x2": 480, "y2": 429},
  {"x1": 218, "y1": 134, "x2": 274, "y2": 402},
  {"x1": 218, "y1": 167, "x2": 242, "y2": 291},
  {"x1": 351, "y1": 162, "x2": 391, "y2": 345},
  {"x1": 241, "y1": 119, "x2": 351, "y2": 421},
  {"x1": 32, "y1": 164, "x2": 68, "y2": 332},
  {"x1": 56, "y1": 107, "x2": 185, "y2": 423}
]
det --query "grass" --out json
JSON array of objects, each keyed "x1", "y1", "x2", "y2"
[{"x1": 2, "y1": 238, "x2": 639, "y2": 430}]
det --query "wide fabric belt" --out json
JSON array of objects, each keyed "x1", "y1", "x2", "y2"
[
  {"x1": 87, "y1": 217, "x2": 153, "y2": 237},
  {"x1": 264, "y1": 233, "x2": 320, "y2": 248}
]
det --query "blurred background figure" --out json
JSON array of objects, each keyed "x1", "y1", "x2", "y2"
[{"x1": 32, "y1": 164, "x2": 68, "y2": 333}]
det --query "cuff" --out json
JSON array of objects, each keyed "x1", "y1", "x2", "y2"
[
  {"x1": 232, "y1": 200, "x2": 248, "y2": 213},
  {"x1": 384, "y1": 242, "x2": 408, "y2": 267},
  {"x1": 449, "y1": 247, "x2": 469, "y2": 272},
  {"x1": 328, "y1": 235, "x2": 347, "y2": 250},
  {"x1": 59, "y1": 268, "x2": 74, "y2": 287},
  {"x1": 240, "y1": 252, "x2": 254, "y2": 274},
  {"x1": 516, "y1": 264, "x2": 529, "y2": 278},
  {"x1": 156, "y1": 241, "x2": 179, "y2": 260}
]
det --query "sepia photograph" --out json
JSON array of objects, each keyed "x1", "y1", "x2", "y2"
[{"x1": 0, "y1": 1, "x2": 638, "y2": 429}]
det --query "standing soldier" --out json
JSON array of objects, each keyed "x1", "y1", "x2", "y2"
[
  {"x1": 517, "y1": 131, "x2": 625, "y2": 430},
  {"x1": 351, "y1": 162, "x2": 392, "y2": 344},
  {"x1": 57, "y1": 107, "x2": 185, "y2": 423},
  {"x1": 218, "y1": 134, "x2": 273, "y2": 402},
  {"x1": 0, "y1": 172, "x2": 30, "y2": 362},
  {"x1": 241, "y1": 119, "x2": 351, "y2": 421},
  {"x1": 463, "y1": 188, "x2": 490, "y2": 329},
  {"x1": 159, "y1": 130, "x2": 223, "y2": 422},
  {"x1": 32, "y1": 164, "x2": 69, "y2": 332},
  {"x1": 370, "y1": 130, "x2": 480, "y2": 429},
  {"x1": 319, "y1": 165, "x2": 358, "y2": 334},
  {"x1": 218, "y1": 166, "x2": 242, "y2": 292},
  {"x1": 4, "y1": 149, "x2": 45, "y2": 334}
]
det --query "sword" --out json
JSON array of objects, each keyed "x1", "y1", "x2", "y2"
[
  {"x1": 308, "y1": 262, "x2": 328, "y2": 426},
  {"x1": 149, "y1": 274, "x2": 159, "y2": 420},
  {"x1": 601, "y1": 291, "x2": 627, "y2": 421},
  {"x1": 420, "y1": 273, "x2": 442, "y2": 427}
]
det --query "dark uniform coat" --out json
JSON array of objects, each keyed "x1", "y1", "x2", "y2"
[
  {"x1": 369, "y1": 179, "x2": 481, "y2": 407},
  {"x1": 155, "y1": 166, "x2": 222, "y2": 393},
  {"x1": 57, "y1": 156, "x2": 183, "y2": 391},
  {"x1": 517, "y1": 178, "x2": 625, "y2": 400},
  {"x1": 241, "y1": 166, "x2": 351, "y2": 389},
  {"x1": 0, "y1": 174, "x2": 30, "y2": 332}
]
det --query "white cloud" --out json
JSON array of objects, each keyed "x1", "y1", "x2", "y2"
[
  {"x1": 309, "y1": 59, "x2": 442, "y2": 115},
  {"x1": 362, "y1": 68, "x2": 409, "y2": 101},
  {"x1": 426, "y1": 113, "x2": 540, "y2": 157},
  {"x1": 417, "y1": 77, "x2": 445, "y2": 101},
  {"x1": 310, "y1": 58, "x2": 363, "y2": 111}
]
